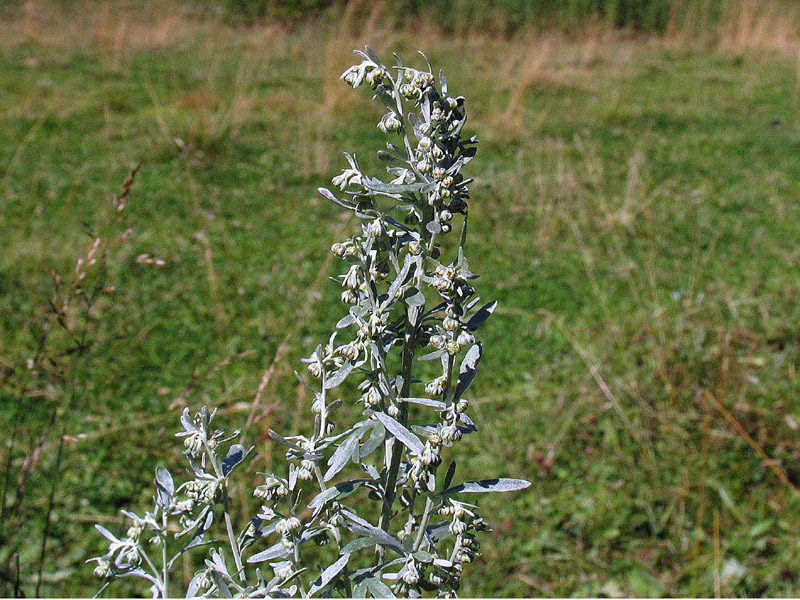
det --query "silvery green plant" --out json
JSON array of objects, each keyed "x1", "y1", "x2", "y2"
[{"x1": 90, "y1": 46, "x2": 529, "y2": 598}]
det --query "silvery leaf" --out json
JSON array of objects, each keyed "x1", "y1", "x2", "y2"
[
  {"x1": 359, "y1": 421, "x2": 385, "y2": 458},
  {"x1": 439, "y1": 68, "x2": 448, "y2": 94},
  {"x1": 324, "y1": 360, "x2": 353, "y2": 389},
  {"x1": 363, "y1": 177, "x2": 425, "y2": 195},
  {"x1": 179, "y1": 408, "x2": 194, "y2": 433},
  {"x1": 169, "y1": 509, "x2": 213, "y2": 567},
  {"x1": 309, "y1": 553, "x2": 349, "y2": 596},
  {"x1": 385, "y1": 254, "x2": 415, "y2": 304},
  {"x1": 340, "y1": 536, "x2": 382, "y2": 555},
  {"x1": 186, "y1": 573, "x2": 201, "y2": 598},
  {"x1": 453, "y1": 343, "x2": 482, "y2": 399},
  {"x1": 443, "y1": 478, "x2": 532, "y2": 494},
  {"x1": 222, "y1": 444, "x2": 247, "y2": 476},
  {"x1": 364, "y1": 45, "x2": 383, "y2": 67},
  {"x1": 308, "y1": 479, "x2": 372, "y2": 510},
  {"x1": 373, "y1": 411, "x2": 424, "y2": 456},
  {"x1": 365, "y1": 577, "x2": 395, "y2": 598},
  {"x1": 336, "y1": 313, "x2": 356, "y2": 329},
  {"x1": 377, "y1": 150, "x2": 404, "y2": 165},
  {"x1": 403, "y1": 288, "x2": 425, "y2": 307},
  {"x1": 210, "y1": 570, "x2": 233, "y2": 598},
  {"x1": 418, "y1": 348, "x2": 446, "y2": 362},
  {"x1": 114, "y1": 568, "x2": 160, "y2": 587},
  {"x1": 268, "y1": 430, "x2": 305, "y2": 452},
  {"x1": 352, "y1": 579, "x2": 368, "y2": 598},
  {"x1": 340, "y1": 516, "x2": 405, "y2": 555},
  {"x1": 95, "y1": 524, "x2": 121, "y2": 544},
  {"x1": 402, "y1": 397, "x2": 445, "y2": 409},
  {"x1": 324, "y1": 429, "x2": 362, "y2": 482},
  {"x1": 465, "y1": 301, "x2": 497, "y2": 331},
  {"x1": 426, "y1": 220, "x2": 441, "y2": 234},
  {"x1": 247, "y1": 542, "x2": 292, "y2": 564},
  {"x1": 442, "y1": 461, "x2": 457, "y2": 492},
  {"x1": 407, "y1": 112, "x2": 424, "y2": 139}
]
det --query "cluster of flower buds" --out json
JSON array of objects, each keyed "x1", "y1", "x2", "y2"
[
  {"x1": 408, "y1": 432, "x2": 442, "y2": 492},
  {"x1": 253, "y1": 474, "x2": 289, "y2": 502},
  {"x1": 194, "y1": 569, "x2": 214, "y2": 590},
  {"x1": 181, "y1": 477, "x2": 222, "y2": 505},
  {"x1": 440, "y1": 500, "x2": 487, "y2": 567},
  {"x1": 271, "y1": 560, "x2": 294, "y2": 581}
]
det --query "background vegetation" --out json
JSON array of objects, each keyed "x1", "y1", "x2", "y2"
[{"x1": 2, "y1": 0, "x2": 800, "y2": 596}]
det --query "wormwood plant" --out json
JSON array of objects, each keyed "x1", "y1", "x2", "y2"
[{"x1": 90, "y1": 47, "x2": 529, "y2": 598}]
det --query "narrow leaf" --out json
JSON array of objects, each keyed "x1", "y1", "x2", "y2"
[
  {"x1": 309, "y1": 553, "x2": 349, "y2": 595},
  {"x1": 403, "y1": 288, "x2": 425, "y2": 307},
  {"x1": 442, "y1": 461, "x2": 457, "y2": 492},
  {"x1": 453, "y1": 343, "x2": 482, "y2": 399},
  {"x1": 95, "y1": 524, "x2": 121, "y2": 544},
  {"x1": 444, "y1": 478, "x2": 531, "y2": 494},
  {"x1": 340, "y1": 536, "x2": 382, "y2": 555},
  {"x1": 222, "y1": 444, "x2": 246, "y2": 476},
  {"x1": 324, "y1": 429, "x2": 362, "y2": 482},
  {"x1": 402, "y1": 397, "x2": 446, "y2": 409},
  {"x1": 268, "y1": 430, "x2": 304, "y2": 452},
  {"x1": 418, "y1": 348, "x2": 446, "y2": 362},
  {"x1": 247, "y1": 542, "x2": 291, "y2": 563},
  {"x1": 465, "y1": 301, "x2": 497, "y2": 331},
  {"x1": 324, "y1": 360, "x2": 353, "y2": 389},
  {"x1": 366, "y1": 577, "x2": 396, "y2": 598},
  {"x1": 154, "y1": 467, "x2": 174, "y2": 509},
  {"x1": 373, "y1": 411, "x2": 424, "y2": 456}
]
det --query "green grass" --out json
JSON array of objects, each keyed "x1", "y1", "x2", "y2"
[{"x1": 2, "y1": 2, "x2": 800, "y2": 597}]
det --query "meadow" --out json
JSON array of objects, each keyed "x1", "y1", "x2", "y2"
[{"x1": 2, "y1": 0, "x2": 800, "y2": 596}]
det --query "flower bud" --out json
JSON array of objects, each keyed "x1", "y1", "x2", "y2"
[
  {"x1": 403, "y1": 569, "x2": 420, "y2": 585},
  {"x1": 455, "y1": 398, "x2": 469, "y2": 413},
  {"x1": 93, "y1": 560, "x2": 111, "y2": 578},
  {"x1": 425, "y1": 376, "x2": 445, "y2": 396},
  {"x1": 457, "y1": 331, "x2": 475, "y2": 347},
  {"x1": 408, "y1": 240, "x2": 422, "y2": 255},
  {"x1": 388, "y1": 403, "x2": 400, "y2": 418},
  {"x1": 362, "y1": 386, "x2": 381, "y2": 407},
  {"x1": 419, "y1": 136, "x2": 432, "y2": 149},
  {"x1": 343, "y1": 71, "x2": 358, "y2": 87},
  {"x1": 446, "y1": 340, "x2": 460, "y2": 355},
  {"x1": 443, "y1": 316, "x2": 460, "y2": 331},
  {"x1": 449, "y1": 519, "x2": 468, "y2": 536},
  {"x1": 439, "y1": 208, "x2": 453, "y2": 221},
  {"x1": 331, "y1": 242, "x2": 345, "y2": 257},
  {"x1": 195, "y1": 569, "x2": 213, "y2": 589},
  {"x1": 441, "y1": 424, "x2": 460, "y2": 442}
]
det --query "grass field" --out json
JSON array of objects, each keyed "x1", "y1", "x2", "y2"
[{"x1": 3, "y1": 1, "x2": 800, "y2": 597}]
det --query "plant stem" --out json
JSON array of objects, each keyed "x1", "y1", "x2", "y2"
[
  {"x1": 377, "y1": 305, "x2": 417, "y2": 550},
  {"x1": 413, "y1": 496, "x2": 435, "y2": 552},
  {"x1": 161, "y1": 510, "x2": 169, "y2": 598},
  {"x1": 203, "y1": 440, "x2": 246, "y2": 584}
]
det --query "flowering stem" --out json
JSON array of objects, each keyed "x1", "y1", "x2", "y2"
[
  {"x1": 161, "y1": 511, "x2": 169, "y2": 598},
  {"x1": 203, "y1": 440, "x2": 246, "y2": 584},
  {"x1": 377, "y1": 307, "x2": 416, "y2": 550},
  {"x1": 413, "y1": 495, "x2": 435, "y2": 552}
]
